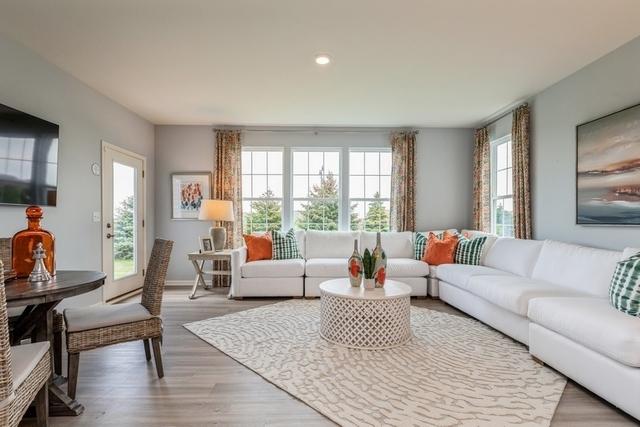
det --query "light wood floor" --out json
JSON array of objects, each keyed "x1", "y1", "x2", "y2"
[{"x1": 23, "y1": 287, "x2": 639, "y2": 426}]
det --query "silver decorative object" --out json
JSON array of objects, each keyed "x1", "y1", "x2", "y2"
[{"x1": 28, "y1": 242, "x2": 52, "y2": 283}]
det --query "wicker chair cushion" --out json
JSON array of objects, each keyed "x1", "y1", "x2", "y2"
[
  {"x1": 10, "y1": 342, "x2": 49, "y2": 390},
  {"x1": 64, "y1": 303, "x2": 155, "y2": 333}
]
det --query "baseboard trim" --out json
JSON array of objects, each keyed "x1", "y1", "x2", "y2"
[{"x1": 166, "y1": 280, "x2": 194, "y2": 287}]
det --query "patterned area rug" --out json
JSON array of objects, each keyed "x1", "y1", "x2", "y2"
[{"x1": 184, "y1": 300, "x2": 566, "y2": 427}]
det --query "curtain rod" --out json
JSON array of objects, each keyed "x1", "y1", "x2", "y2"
[
  {"x1": 212, "y1": 127, "x2": 418, "y2": 134},
  {"x1": 479, "y1": 101, "x2": 529, "y2": 129}
]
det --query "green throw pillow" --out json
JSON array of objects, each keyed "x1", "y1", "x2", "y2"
[
  {"x1": 271, "y1": 229, "x2": 302, "y2": 260},
  {"x1": 609, "y1": 253, "x2": 640, "y2": 316},
  {"x1": 454, "y1": 236, "x2": 487, "y2": 265},
  {"x1": 414, "y1": 233, "x2": 427, "y2": 260}
]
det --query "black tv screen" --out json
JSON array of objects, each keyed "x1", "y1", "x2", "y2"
[{"x1": 0, "y1": 103, "x2": 59, "y2": 206}]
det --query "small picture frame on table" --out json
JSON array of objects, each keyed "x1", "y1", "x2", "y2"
[{"x1": 199, "y1": 236, "x2": 214, "y2": 253}]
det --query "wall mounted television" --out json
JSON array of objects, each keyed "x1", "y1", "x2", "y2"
[{"x1": 0, "y1": 103, "x2": 59, "y2": 206}]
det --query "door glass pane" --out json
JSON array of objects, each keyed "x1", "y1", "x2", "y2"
[{"x1": 113, "y1": 162, "x2": 136, "y2": 280}]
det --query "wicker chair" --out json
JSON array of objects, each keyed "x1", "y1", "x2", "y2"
[
  {"x1": 64, "y1": 239, "x2": 173, "y2": 399},
  {"x1": 0, "y1": 261, "x2": 51, "y2": 427}
]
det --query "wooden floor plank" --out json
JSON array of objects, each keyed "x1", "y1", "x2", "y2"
[{"x1": 20, "y1": 287, "x2": 638, "y2": 426}]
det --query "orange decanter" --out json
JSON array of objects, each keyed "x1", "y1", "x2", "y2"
[{"x1": 12, "y1": 206, "x2": 55, "y2": 278}]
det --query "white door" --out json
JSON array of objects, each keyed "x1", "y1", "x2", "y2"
[{"x1": 102, "y1": 142, "x2": 146, "y2": 301}]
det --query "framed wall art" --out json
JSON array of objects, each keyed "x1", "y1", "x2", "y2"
[{"x1": 171, "y1": 172, "x2": 212, "y2": 219}]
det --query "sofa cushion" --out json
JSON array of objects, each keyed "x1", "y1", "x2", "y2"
[
  {"x1": 468, "y1": 275, "x2": 584, "y2": 316},
  {"x1": 305, "y1": 258, "x2": 348, "y2": 277},
  {"x1": 305, "y1": 231, "x2": 358, "y2": 259},
  {"x1": 241, "y1": 259, "x2": 305, "y2": 278},
  {"x1": 528, "y1": 297, "x2": 640, "y2": 367},
  {"x1": 386, "y1": 259, "x2": 430, "y2": 277},
  {"x1": 360, "y1": 231, "x2": 414, "y2": 258},
  {"x1": 531, "y1": 240, "x2": 622, "y2": 298},
  {"x1": 623, "y1": 247, "x2": 640, "y2": 259},
  {"x1": 461, "y1": 230, "x2": 497, "y2": 264},
  {"x1": 436, "y1": 264, "x2": 512, "y2": 290},
  {"x1": 428, "y1": 265, "x2": 438, "y2": 278},
  {"x1": 609, "y1": 253, "x2": 640, "y2": 316},
  {"x1": 484, "y1": 238, "x2": 543, "y2": 277},
  {"x1": 271, "y1": 229, "x2": 303, "y2": 260},
  {"x1": 64, "y1": 303, "x2": 154, "y2": 332}
]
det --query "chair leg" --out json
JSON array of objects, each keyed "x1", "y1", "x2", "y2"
[
  {"x1": 35, "y1": 383, "x2": 48, "y2": 427},
  {"x1": 143, "y1": 339, "x2": 151, "y2": 361},
  {"x1": 67, "y1": 352, "x2": 80, "y2": 399},
  {"x1": 151, "y1": 337, "x2": 164, "y2": 378},
  {"x1": 53, "y1": 328, "x2": 63, "y2": 376}
]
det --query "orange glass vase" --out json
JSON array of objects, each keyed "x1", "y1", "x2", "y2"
[{"x1": 12, "y1": 206, "x2": 56, "y2": 278}]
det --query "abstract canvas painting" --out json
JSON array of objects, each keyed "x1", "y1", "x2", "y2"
[
  {"x1": 171, "y1": 172, "x2": 211, "y2": 219},
  {"x1": 577, "y1": 104, "x2": 640, "y2": 225}
]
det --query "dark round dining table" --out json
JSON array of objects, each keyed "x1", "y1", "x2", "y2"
[{"x1": 5, "y1": 270, "x2": 106, "y2": 416}]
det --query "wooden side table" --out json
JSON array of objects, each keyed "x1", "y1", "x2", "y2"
[{"x1": 187, "y1": 250, "x2": 233, "y2": 299}]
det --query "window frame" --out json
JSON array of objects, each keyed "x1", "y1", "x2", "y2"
[
  {"x1": 490, "y1": 134, "x2": 514, "y2": 237},
  {"x1": 289, "y1": 147, "x2": 343, "y2": 231},
  {"x1": 348, "y1": 147, "x2": 392, "y2": 232},
  {"x1": 240, "y1": 147, "x2": 284, "y2": 234}
]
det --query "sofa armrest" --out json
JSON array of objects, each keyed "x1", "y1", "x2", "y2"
[{"x1": 230, "y1": 247, "x2": 247, "y2": 297}]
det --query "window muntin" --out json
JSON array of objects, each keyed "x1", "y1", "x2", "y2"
[
  {"x1": 491, "y1": 136, "x2": 514, "y2": 237},
  {"x1": 292, "y1": 150, "x2": 341, "y2": 230},
  {"x1": 241, "y1": 149, "x2": 283, "y2": 233},
  {"x1": 349, "y1": 149, "x2": 391, "y2": 231}
]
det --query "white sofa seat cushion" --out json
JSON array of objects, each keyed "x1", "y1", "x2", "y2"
[
  {"x1": 11, "y1": 341, "x2": 49, "y2": 390},
  {"x1": 436, "y1": 264, "x2": 513, "y2": 291},
  {"x1": 531, "y1": 240, "x2": 622, "y2": 298},
  {"x1": 386, "y1": 259, "x2": 429, "y2": 277},
  {"x1": 528, "y1": 297, "x2": 640, "y2": 367},
  {"x1": 468, "y1": 275, "x2": 585, "y2": 316},
  {"x1": 65, "y1": 303, "x2": 155, "y2": 332},
  {"x1": 305, "y1": 258, "x2": 348, "y2": 277},
  {"x1": 241, "y1": 259, "x2": 305, "y2": 278},
  {"x1": 428, "y1": 265, "x2": 438, "y2": 278},
  {"x1": 484, "y1": 238, "x2": 543, "y2": 277}
]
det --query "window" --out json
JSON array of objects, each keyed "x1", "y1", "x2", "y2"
[
  {"x1": 292, "y1": 150, "x2": 340, "y2": 230},
  {"x1": 241, "y1": 149, "x2": 283, "y2": 233},
  {"x1": 349, "y1": 149, "x2": 391, "y2": 231},
  {"x1": 491, "y1": 136, "x2": 514, "y2": 237}
]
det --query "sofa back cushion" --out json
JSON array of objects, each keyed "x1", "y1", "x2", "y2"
[
  {"x1": 484, "y1": 238, "x2": 543, "y2": 277},
  {"x1": 295, "y1": 230, "x2": 306, "y2": 259},
  {"x1": 305, "y1": 231, "x2": 358, "y2": 259},
  {"x1": 623, "y1": 247, "x2": 640, "y2": 259},
  {"x1": 531, "y1": 240, "x2": 622, "y2": 297},
  {"x1": 360, "y1": 231, "x2": 414, "y2": 258}
]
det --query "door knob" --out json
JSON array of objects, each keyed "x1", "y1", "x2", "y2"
[{"x1": 106, "y1": 233, "x2": 113, "y2": 239}]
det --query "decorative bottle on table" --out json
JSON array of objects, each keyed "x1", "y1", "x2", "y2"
[
  {"x1": 348, "y1": 239, "x2": 363, "y2": 287},
  {"x1": 12, "y1": 206, "x2": 56, "y2": 278},
  {"x1": 373, "y1": 232, "x2": 387, "y2": 288}
]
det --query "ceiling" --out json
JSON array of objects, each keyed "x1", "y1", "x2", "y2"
[{"x1": 1, "y1": 0, "x2": 640, "y2": 127}]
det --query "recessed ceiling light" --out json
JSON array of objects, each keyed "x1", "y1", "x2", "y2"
[{"x1": 315, "y1": 54, "x2": 331, "y2": 65}]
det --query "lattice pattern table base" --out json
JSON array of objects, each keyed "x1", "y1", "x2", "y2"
[{"x1": 320, "y1": 289, "x2": 411, "y2": 350}]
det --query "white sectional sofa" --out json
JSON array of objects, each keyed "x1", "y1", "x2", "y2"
[
  {"x1": 433, "y1": 237, "x2": 640, "y2": 421},
  {"x1": 231, "y1": 230, "x2": 429, "y2": 298}
]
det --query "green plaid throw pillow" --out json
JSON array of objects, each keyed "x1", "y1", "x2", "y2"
[
  {"x1": 414, "y1": 233, "x2": 427, "y2": 260},
  {"x1": 609, "y1": 252, "x2": 640, "y2": 316},
  {"x1": 271, "y1": 229, "x2": 302, "y2": 260},
  {"x1": 454, "y1": 235, "x2": 487, "y2": 265}
]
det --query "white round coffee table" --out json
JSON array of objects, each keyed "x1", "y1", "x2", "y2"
[{"x1": 319, "y1": 278, "x2": 412, "y2": 350}]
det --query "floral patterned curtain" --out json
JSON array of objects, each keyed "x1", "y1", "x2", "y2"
[
  {"x1": 472, "y1": 127, "x2": 491, "y2": 232},
  {"x1": 213, "y1": 129, "x2": 243, "y2": 286},
  {"x1": 512, "y1": 105, "x2": 532, "y2": 239},
  {"x1": 390, "y1": 131, "x2": 416, "y2": 232}
]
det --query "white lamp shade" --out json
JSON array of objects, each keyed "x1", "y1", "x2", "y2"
[{"x1": 198, "y1": 199, "x2": 235, "y2": 222}]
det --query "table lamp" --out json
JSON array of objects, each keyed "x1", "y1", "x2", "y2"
[{"x1": 198, "y1": 199, "x2": 234, "y2": 251}]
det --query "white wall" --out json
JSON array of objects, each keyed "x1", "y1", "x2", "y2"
[
  {"x1": 531, "y1": 35, "x2": 640, "y2": 250},
  {"x1": 155, "y1": 126, "x2": 473, "y2": 281},
  {"x1": 0, "y1": 34, "x2": 155, "y2": 306}
]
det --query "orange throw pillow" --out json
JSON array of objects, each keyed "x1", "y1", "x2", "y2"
[
  {"x1": 243, "y1": 233, "x2": 273, "y2": 262},
  {"x1": 422, "y1": 231, "x2": 458, "y2": 265}
]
